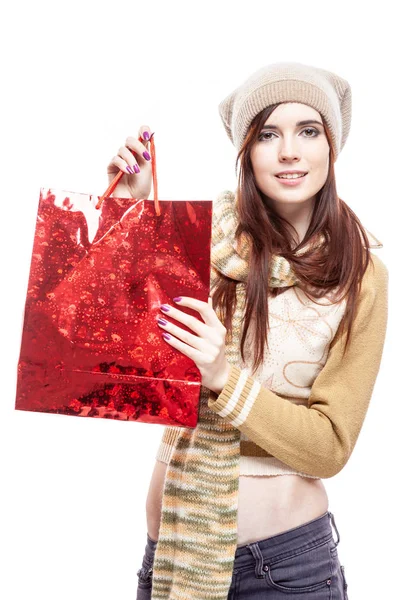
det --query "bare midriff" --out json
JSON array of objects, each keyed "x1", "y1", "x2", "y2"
[{"x1": 146, "y1": 460, "x2": 329, "y2": 546}]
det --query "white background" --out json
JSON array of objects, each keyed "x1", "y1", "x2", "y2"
[{"x1": 0, "y1": 1, "x2": 397, "y2": 599}]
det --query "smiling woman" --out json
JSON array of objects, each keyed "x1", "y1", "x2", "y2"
[{"x1": 133, "y1": 61, "x2": 387, "y2": 600}]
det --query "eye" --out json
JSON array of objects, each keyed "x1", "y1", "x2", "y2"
[
  {"x1": 258, "y1": 131, "x2": 275, "y2": 141},
  {"x1": 302, "y1": 127, "x2": 319, "y2": 137},
  {"x1": 258, "y1": 128, "x2": 320, "y2": 141}
]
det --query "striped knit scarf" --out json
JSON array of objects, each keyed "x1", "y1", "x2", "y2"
[{"x1": 150, "y1": 190, "x2": 321, "y2": 600}]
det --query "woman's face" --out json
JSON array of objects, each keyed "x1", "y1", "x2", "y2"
[{"x1": 249, "y1": 102, "x2": 330, "y2": 211}]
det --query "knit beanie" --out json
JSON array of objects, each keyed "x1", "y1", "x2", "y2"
[{"x1": 218, "y1": 61, "x2": 352, "y2": 160}]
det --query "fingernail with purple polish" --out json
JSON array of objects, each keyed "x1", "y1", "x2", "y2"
[
  {"x1": 143, "y1": 151, "x2": 151, "y2": 161},
  {"x1": 133, "y1": 164, "x2": 140, "y2": 173},
  {"x1": 162, "y1": 333, "x2": 171, "y2": 340},
  {"x1": 143, "y1": 131, "x2": 150, "y2": 140},
  {"x1": 160, "y1": 304, "x2": 170, "y2": 312}
]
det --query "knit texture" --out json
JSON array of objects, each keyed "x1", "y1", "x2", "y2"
[{"x1": 218, "y1": 61, "x2": 352, "y2": 158}]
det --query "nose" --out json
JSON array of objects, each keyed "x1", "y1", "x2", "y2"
[{"x1": 279, "y1": 138, "x2": 301, "y2": 162}]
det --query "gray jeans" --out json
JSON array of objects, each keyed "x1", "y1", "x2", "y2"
[
  {"x1": 136, "y1": 532, "x2": 158, "y2": 600},
  {"x1": 135, "y1": 511, "x2": 349, "y2": 599}
]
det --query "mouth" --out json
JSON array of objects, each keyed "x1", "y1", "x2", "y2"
[{"x1": 275, "y1": 173, "x2": 308, "y2": 186}]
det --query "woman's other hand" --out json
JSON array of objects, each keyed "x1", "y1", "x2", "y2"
[{"x1": 156, "y1": 296, "x2": 231, "y2": 395}]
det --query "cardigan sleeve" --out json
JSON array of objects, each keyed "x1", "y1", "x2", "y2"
[
  {"x1": 207, "y1": 253, "x2": 389, "y2": 479},
  {"x1": 155, "y1": 426, "x2": 181, "y2": 464}
]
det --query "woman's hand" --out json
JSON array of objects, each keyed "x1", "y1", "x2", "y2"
[
  {"x1": 157, "y1": 296, "x2": 231, "y2": 395},
  {"x1": 106, "y1": 125, "x2": 154, "y2": 199}
]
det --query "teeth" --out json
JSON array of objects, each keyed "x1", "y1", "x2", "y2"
[{"x1": 277, "y1": 173, "x2": 306, "y2": 179}]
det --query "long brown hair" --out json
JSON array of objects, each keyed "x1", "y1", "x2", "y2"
[{"x1": 212, "y1": 103, "x2": 374, "y2": 373}]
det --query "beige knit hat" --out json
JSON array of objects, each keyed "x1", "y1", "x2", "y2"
[{"x1": 218, "y1": 61, "x2": 352, "y2": 160}]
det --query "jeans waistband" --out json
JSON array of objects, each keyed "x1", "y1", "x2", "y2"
[{"x1": 233, "y1": 511, "x2": 340, "y2": 572}]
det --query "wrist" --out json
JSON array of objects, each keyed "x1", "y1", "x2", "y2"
[{"x1": 211, "y1": 364, "x2": 232, "y2": 396}]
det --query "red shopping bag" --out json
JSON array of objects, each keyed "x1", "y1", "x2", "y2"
[{"x1": 15, "y1": 134, "x2": 213, "y2": 428}]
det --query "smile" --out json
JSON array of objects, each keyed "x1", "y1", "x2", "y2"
[{"x1": 275, "y1": 173, "x2": 308, "y2": 186}]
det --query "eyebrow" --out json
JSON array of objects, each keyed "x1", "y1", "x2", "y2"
[{"x1": 261, "y1": 120, "x2": 324, "y2": 129}]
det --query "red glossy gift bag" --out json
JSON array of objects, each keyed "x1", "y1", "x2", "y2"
[{"x1": 15, "y1": 134, "x2": 213, "y2": 428}]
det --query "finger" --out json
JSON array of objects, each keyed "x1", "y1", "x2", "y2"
[
  {"x1": 138, "y1": 125, "x2": 152, "y2": 146},
  {"x1": 159, "y1": 303, "x2": 210, "y2": 337},
  {"x1": 160, "y1": 331, "x2": 204, "y2": 363},
  {"x1": 107, "y1": 155, "x2": 135, "y2": 176},
  {"x1": 170, "y1": 297, "x2": 222, "y2": 328},
  {"x1": 117, "y1": 146, "x2": 141, "y2": 174},
  {"x1": 157, "y1": 317, "x2": 206, "y2": 352},
  {"x1": 125, "y1": 135, "x2": 152, "y2": 163}
]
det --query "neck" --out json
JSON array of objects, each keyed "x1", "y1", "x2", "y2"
[{"x1": 267, "y1": 195, "x2": 316, "y2": 246}]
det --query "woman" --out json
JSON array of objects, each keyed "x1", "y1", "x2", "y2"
[{"x1": 107, "y1": 62, "x2": 388, "y2": 599}]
